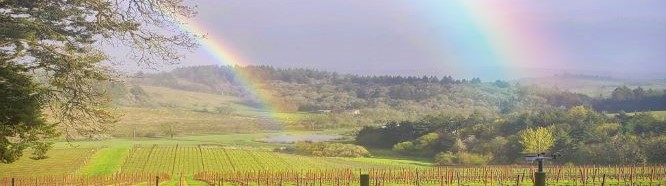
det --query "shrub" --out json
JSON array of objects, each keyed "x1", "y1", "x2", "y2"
[
  {"x1": 434, "y1": 151, "x2": 491, "y2": 166},
  {"x1": 392, "y1": 141, "x2": 414, "y2": 154},
  {"x1": 434, "y1": 152, "x2": 456, "y2": 166}
]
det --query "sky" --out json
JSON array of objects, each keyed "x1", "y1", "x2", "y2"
[{"x1": 139, "y1": 0, "x2": 666, "y2": 80}]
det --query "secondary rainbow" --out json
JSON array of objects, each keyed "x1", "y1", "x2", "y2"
[{"x1": 421, "y1": 0, "x2": 568, "y2": 78}]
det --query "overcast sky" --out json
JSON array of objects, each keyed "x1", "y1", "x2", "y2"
[{"x1": 134, "y1": 0, "x2": 666, "y2": 80}]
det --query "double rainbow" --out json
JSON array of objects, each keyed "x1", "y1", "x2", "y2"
[{"x1": 163, "y1": 1, "x2": 566, "y2": 125}]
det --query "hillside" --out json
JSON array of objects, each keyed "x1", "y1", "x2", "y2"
[
  {"x1": 100, "y1": 65, "x2": 666, "y2": 137},
  {"x1": 518, "y1": 74, "x2": 666, "y2": 97},
  {"x1": 131, "y1": 65, "x2": 547, "y2": 113}
]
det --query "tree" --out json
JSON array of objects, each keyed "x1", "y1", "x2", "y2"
[
  {"x1": 1, "y1": 0, "x2": 197, "y2": 163},
  {"x1": 1, "y1": 62, "x2": 57, "y2": 163},
  {"x1": 519, "y1": 127, "x2": 554, "y2": 153},
  {"x1": 451, "y1": 138, "x2": 467, "y2": 153},
  {"x1": 611, "y1": 86, "x2": 633, "y2": 101},
  {"x1": 160, "y1": 122, "x2": 179, "y2": 138}
]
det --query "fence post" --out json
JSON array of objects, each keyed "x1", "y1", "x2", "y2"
[
  {"x1": 360, "y1": 173, "x2": 369, "y2": 186},
  {"x1": 11, "y1": 177, "x2": 15, "y2": 186},
  {"x1": 515, "y1": 175, "x2": 520, "y2": 186},
  {"x1": 156, "y1": 176, "x2": 159, "y2": 186}
]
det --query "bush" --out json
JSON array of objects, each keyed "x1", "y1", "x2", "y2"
[
  {"x1": 392, "y1": 141, "x2": 414, "y2": 154},
  {"x1": 392, "y1": 133, "x2": 440, "y2": 156},
  {"x1": 434, "y1": 152, "x2": 456, "y2": 165},
  {"x1": 434, "y1": 151, "x2": 491, "y2": 166}
]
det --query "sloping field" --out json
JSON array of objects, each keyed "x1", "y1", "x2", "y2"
[{"x1": 0, "y1": 148, "x2": 98, "y2": 177}]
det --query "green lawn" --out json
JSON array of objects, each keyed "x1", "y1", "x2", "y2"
[{"x1": 81, "y1": 148, "x2": 130, "y2": 176}]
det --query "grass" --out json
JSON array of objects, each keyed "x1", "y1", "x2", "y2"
[
  {"x1": 80, "y1": 148, "x2": 129, "y2": 176},
  {"x1": 0, "y1": 148, "x2": 97, "y2": 177}
]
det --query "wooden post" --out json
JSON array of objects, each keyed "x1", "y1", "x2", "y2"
[
  {"x1": 11, "y1": 177, "x2": 15, "y2": 186},
  {"x1": 360, "y1": 173, "x2": 369, "y2": 186},
  {"x1": 515, "y1": 175, "x2": 520, "y2": 186},
  {"x1": 156, "y1": 176, "x2": 159, "y2": 186}
]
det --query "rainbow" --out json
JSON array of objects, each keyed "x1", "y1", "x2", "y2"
[
  {"x1": 418, "y1": 0, "x2": 568, "y2": 79},
  {"x1": 169, "y1": 16, "x2": 286, "y2": 127}
]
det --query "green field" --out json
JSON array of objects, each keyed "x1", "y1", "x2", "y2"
[
  {"x1": 0, "y1": 148, "x2": 98, "y2": 177},
  {"x1": 2, "y1": 132, "x2": 429, "y2": 174}
]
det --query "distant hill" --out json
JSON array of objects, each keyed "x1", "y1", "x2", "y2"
[{"x1": 517, "y1": 73, "x2": 666, "y2": 98}]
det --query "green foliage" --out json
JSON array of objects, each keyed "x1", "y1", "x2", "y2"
[
  {"x1": 519, "y1": 127, "x2": 554, "y2": 153},
  {"x1": 595, "y1": 86, "x2": 666, "y2": 112},
  {"x1": 30, "y1": 142, "x2": 53, "y2": 160},
  {"x1": 452, "y1": 138, "x2": 467, "y2": 153},
  {"x1": 572, "y1": 135, "x2": 646, "y2": 164},
  {"x1": 644, "y1": 136, "x2": 666, "y2": 163},
  {"x1": 434, "y1": 152, "x2": 491, "y2": 166},
  {"x1": 392, "y1": 132, "x2": 440, "y2": 156},
  {"x1": 0, "y1": 62, "x2": 56, "y2": 163},
  {"x1": 357, "y1": 105, "x2": 666, "y2": 164},
  {"x1": 434, "y1": 152, "x2": 456, "y2": 165},
  {"x1": 392, "y1": 141, "x2": 415, "y2": 154},
  {"x1": 1, "y1": 0, "x2": 196, "y2": 162}
]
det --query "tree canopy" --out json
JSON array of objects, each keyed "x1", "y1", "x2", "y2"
[
  {"x1": 519, "y1": 127, "x2": 554, "y2": 154},
  {"x1": 0, "y1": 0, "x2": 197, "y2": 163}
]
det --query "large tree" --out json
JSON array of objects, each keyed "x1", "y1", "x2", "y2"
[
  {"x1": 519, "y1": 127, "x2": 554, "y2": 154},
  {"x1": 0, "y1": 0, "x2": 197, "y2": 163}
]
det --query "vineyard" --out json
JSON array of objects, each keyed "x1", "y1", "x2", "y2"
[
  {"x1": 119, "y1": 145, "x2": 417, "y2": 175},
  {"x1": 192, "y1": 166, "x2": 666, "y2": 185},
  {"x1": 1, "y1": 145, "x2": 665, "y2": 185},
  {"x1": 0, "y1": 173, "x2": 168, "y2": 186}
]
